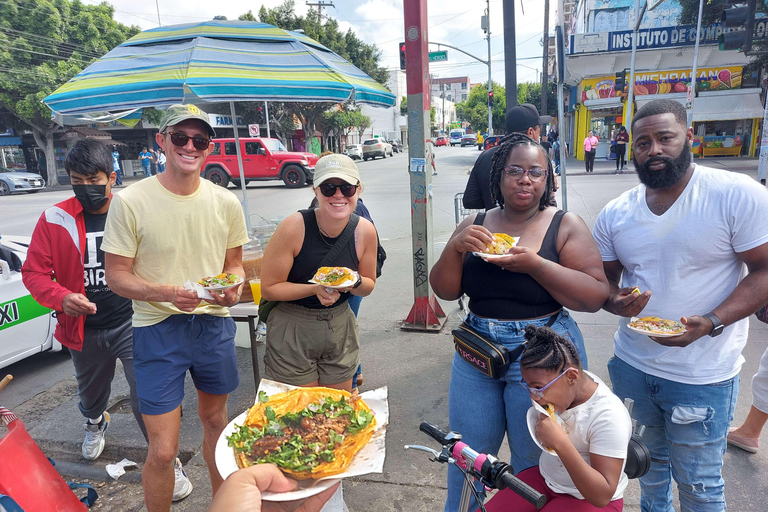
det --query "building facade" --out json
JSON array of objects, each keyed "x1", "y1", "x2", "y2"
[
  {"x1": 430, "y1": 76, "x2": 471, "y2": 104},
  {"x1": 566, "y1": 0, "x2": 764, "y2": 161}
]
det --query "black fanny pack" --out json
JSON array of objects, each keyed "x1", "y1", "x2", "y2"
[{"x1": 452, "y1": 313, "x2": 559, "y2": 379}]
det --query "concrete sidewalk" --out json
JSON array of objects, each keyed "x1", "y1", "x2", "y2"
[{"x1": 561, "y1": 154, "x2": 760, "y2": 177}]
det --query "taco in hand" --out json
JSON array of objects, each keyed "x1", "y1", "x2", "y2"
[
  {"x1": 313, "y1": 266, "x2": 355, "y2": 287},
  {"x1": 484, "y1": 233, "x2": 518, "y2": 255},
  {"x1": 227, "y1": 387, "x2": 376, "y2": 479}
]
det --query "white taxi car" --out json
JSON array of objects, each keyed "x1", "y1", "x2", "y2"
[{"x1": 0, "y1": 235, "x2": 59, "y2": 369}]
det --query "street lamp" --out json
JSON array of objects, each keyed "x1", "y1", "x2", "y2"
[{"x1": 625, "y1": 0, "x2": 666, "y2": 137}]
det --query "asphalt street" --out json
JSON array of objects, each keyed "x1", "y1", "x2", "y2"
[{"x1": 1, "y1": 148, "x2": 767, "y2": 511}]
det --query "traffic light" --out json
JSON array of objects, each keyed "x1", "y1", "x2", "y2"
[
  {"x1": 256, "y1": 106, "x2": 264, "y2": 124},
  {"x1": 615, "y1": 69, "x2": 627, "y2": 93},
  {"x1": 399, "y1": 42, "x2": 406, "y2": 70},
  {"x1": 488, "y1": 90, "x2": 494, "y2": 106},
  {"x1": 719, "y1": 0, "x2": 756, "y2": 52}
]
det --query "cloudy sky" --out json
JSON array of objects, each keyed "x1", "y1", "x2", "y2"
[{"x1": 94, "y1": 0, "x2": 553, "y2": 87}]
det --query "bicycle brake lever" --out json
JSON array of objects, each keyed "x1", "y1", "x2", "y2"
[{"x1": 404, "y1": 445, "x2": 442, "y2": 459}]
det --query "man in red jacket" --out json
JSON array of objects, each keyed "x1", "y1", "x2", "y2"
[{"x1": 21, "y1": 140, "x2": 155, "y2": 465}]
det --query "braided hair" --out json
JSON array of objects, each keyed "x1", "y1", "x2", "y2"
[
  {"x1": 490, "y1": 133, "x2": 556, "y2": 210},
  {"x1": 520, "y1": 325, "x2": 581, "y2": 372}
]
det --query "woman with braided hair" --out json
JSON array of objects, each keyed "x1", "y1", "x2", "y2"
[
  {"x1": 483, "y1": 325, "x2": 632, "y2": 511},
  {"x1": 430, "y1": 132, "x2": 609, "y2": 512}
]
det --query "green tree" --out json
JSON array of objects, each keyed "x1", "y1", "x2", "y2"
[
  {"x1": 517, "y1": 82, "x2": 558, "y2": 118},
  {"x1": 400, "y1": 96, "x2": 407, "y2": 115},
  {"x1": 0, "y1": 0, "x2": 139, "y2": 186},
  {"x1": 455, "y1": 82, "x2": 506, "y2": 134}
]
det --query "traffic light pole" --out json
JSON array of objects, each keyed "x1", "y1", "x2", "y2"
[
  {"x1": 485, "y1": 0, "x2": 493, "y2": 136},
  {"x1": 402, "y1": 0, "x2": 446, "y2": 331},
  {"x1": 625, "y1": 1, "x2": 648, "y2": 139},
  {"x1": 687, "y1": 0, "x2": 704, "y2": 128}
]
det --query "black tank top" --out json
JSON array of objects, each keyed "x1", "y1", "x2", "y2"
[
  {"x1": 287, "y1": 209, "x2": 359, "y2": 309},
  {"x1": 461, "y1": 210, "x2": 565, "y2": 320}
]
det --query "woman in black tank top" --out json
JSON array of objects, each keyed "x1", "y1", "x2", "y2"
[
  {"x1": 429, "y1": 133, "x2": 610, "y2": 512},
  {"x1": 259, "y1": 154, "x2": 379, "y2": 393}
]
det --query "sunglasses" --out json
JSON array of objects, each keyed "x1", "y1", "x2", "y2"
[
  {"x1": 165, "y1": 132, "x2": 211, "y2": 151},
  {"x1": 318, "y1": 182, "x2": 359, "y2": 197},
  {"x1": 519, "y1": 366, "x2": 576, "y2": 399},
  {"x1": 503, "y1": 165, "x2": 548, "y2": 182}
]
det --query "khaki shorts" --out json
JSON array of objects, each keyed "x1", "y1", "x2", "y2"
[{"x1": 264, "y1": 301, "x2": 359, "y2": 386}]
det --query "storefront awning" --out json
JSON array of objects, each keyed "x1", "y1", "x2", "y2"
[
  {"x1": 635, "y1": 89, "x2": 764, "y2": 122},
  {"x1": 583, "y1": 97, "x2": 623, "y2": 110},
  {"x1": 0, "y1": 136, "x2": 22, "y2": 147}
]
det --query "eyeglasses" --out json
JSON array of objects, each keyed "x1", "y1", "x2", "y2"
[
  {"x1": 318, "y1": 182, "x2": 359, "y2": 197},
  {"x1": 519, "y1": 367, "x2": 576, "y2": 399},
  {"x1": 503, "y1": 165, "x2": 548, "y2": 182},
  {"x1": 165, "y1": 132, "x2": 211, "y2": 151}
]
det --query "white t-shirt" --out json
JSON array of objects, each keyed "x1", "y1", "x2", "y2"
[
  {"x1": 538, "y1": 372, "x2": 632, "y2": 501},
  {"x1": 593, "y1": 165, "x2": 768, "y2": 384}
]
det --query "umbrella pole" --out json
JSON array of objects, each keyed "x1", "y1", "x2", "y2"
[
  {"x1": 230, "y1": 101, "x2": 252, "y2": 232},
  {"x1": 264, "y1": 101, "x2": 271, "y2": 138}
]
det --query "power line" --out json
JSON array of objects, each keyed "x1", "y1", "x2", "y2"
[
  {"x1": 4, "y1": 45, "x2": 93, "y2": 64},
  {"x1": 0, "y1": 28, "x2": 104, "y2": 60}
]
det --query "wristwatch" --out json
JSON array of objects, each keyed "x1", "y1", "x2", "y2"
[
  {"x1": 353, "y1": 274, "x2": 363, "y2": 289},
  {"x1": 703, "y1": 312, "x2": 724, "y2": 337}
]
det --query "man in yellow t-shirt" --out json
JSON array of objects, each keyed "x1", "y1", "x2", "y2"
[{"x1": 102, "y1": 104, "x2": 249, "y2": 512}]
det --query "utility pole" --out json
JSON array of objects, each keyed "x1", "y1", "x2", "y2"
[
  {"x1": 402, "y1": 0, "x2": 445, "y2": 331},
  {"x1": 441, "y1": 91, "x2": 446, "y2": 133},
  {"x1": 482, "y1": 0, "x2": 493, "y2": 136},
  {"x1": 306, "y1": 1, "x2": 335, "y2": 21},
  {"x1": 687, "y1": 0, "x2": 704, "y2": 128},
  {"x1": 503, "y1": 0, "x2": 518, "y2": 109},
  {"x1": 541, "y1": 0, "x2": 550, "y2": 137},
  {"x1": 155, "y1": 0, "x2": 161, "y2": 26}
]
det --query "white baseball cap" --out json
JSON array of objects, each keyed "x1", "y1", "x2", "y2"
[{"x1": 313, "y1": 154, "x2": 361, "y2": 186}]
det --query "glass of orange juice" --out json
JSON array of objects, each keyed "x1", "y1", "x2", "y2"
[{"x1": 249, "y1": 278, "x2": 262, "y2": 304}]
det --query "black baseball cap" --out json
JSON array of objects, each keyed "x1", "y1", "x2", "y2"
[{"x1": 505, "y1": 103, "x2": 552, "y2": 134}]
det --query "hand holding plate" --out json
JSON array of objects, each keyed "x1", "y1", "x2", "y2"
[
  {"x1": 487, "y1": 246, "x2": 543, "y2": 275},
  {"x1": 315, "y1": 284, "x2": 340, "y2": 306},
  {"x1": 650, "y1": 315, "x2": 709, "y2": 347},
  {"x1": 535, "y1": 412, "x2": 569, "y2": 454}
]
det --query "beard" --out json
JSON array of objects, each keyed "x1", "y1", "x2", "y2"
[{"x1": 633, "y1": 140, "x2": 692, "y2": 189}]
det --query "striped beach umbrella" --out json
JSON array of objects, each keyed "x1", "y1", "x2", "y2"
[{"x1": 44, "y1": 20, "x2": 395, "y2": 115}]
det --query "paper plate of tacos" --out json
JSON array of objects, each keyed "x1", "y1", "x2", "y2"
[
  {"x1": 197, "y1": 272, "x2": 244, "y2": 290},
  {"x1": 216, "y1": 380, "x2": 388, "y2": 501},
  {"x1": 472, "y1": 233, "x2": 520, "y2": 259},
  {"x1": 309, "y1": 266, "x2": 359, "y2": 289},
  {"x1": 628, "y1": 316, "x2": 686, "y2": 338}
]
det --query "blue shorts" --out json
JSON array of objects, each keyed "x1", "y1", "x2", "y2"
[{"x1": 133, "y1": 314, "x2": 239, "y2": 415}]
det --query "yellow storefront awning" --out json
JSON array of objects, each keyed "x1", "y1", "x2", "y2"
[{"x1": 635, "y1": 89, "x2": 764, "y2": 122}]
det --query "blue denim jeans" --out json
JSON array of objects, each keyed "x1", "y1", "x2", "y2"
[
  {"x1": 608, "y1": 356, "x2": 738, "y2": 512},
  {"x1": 445, "y1": 309, "x2": 587, "y2": 512},
  {"x1": 142, "y1": 164, "x2": 151, "y2": 178}
]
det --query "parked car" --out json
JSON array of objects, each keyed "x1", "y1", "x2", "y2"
[
  {"x1": 388, "y1": 140, "x2": 402, "y2": 153},
  {"x1": 484, "y1": 135, "x2": 503, "y2": 150},
  {"x1": 201, "y1": 137, "x2": 318, "y2": 188},
  {"x1": 0, "y1": 235, "x2": 60, "y2": 370},
  {"x1": 461, "y1": 133, "x2": 477, "y2": 147},
  {"x1": 449, "y1": 129, "x2": 465, "y2": 146},
  {"x1": 0, "y1": 167, "x2": 46, "y2": 196},
  {"x1": 434, "y1": 136, "x2": 448, "y2": 147},
  {"x1": 362, "y1": 139, "x2": 393, "y2": 160},
  {"x1": 345, "y1": 144, "x2": 363, "y2": 160}
]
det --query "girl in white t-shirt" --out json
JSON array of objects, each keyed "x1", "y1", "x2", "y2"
[{"x1": 483, "y1": 325, "x2": 632, "y2": 512}]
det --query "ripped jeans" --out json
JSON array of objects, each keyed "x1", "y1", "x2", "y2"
[{"x1": 608, "y1": 356, "x2": 738, "y2": 512}]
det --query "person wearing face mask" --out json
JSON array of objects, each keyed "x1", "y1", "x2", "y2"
[{"x1": 21, "y1": 138, "x2": 148, "y2": 464}]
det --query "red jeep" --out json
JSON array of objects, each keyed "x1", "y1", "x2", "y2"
[{"x1": 202, "y1": 137, "x2": 319, "y2": 188}]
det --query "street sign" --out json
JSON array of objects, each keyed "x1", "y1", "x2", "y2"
[
  {"x1": 428, "y1": 51, "x2": 448, "y2": 62},
  {"x1": 248, "y1": 124, "x2": 260, "y2": 137}
]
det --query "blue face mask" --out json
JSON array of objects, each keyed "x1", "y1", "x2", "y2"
[{"x1": 72, "y1": 184, "x2": 108, "y2": 212}]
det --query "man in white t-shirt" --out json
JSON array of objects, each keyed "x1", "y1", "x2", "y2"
[{"x1": 593, "y1": 99, "x2": 768, "y2": 512}]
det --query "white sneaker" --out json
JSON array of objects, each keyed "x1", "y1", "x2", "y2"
[
  {"x1": 82, "y1": 412, "x2": 109, "y2": 460},
  {"x1": 172, "y1": 458, "x2": 193, "y2": 501}
]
